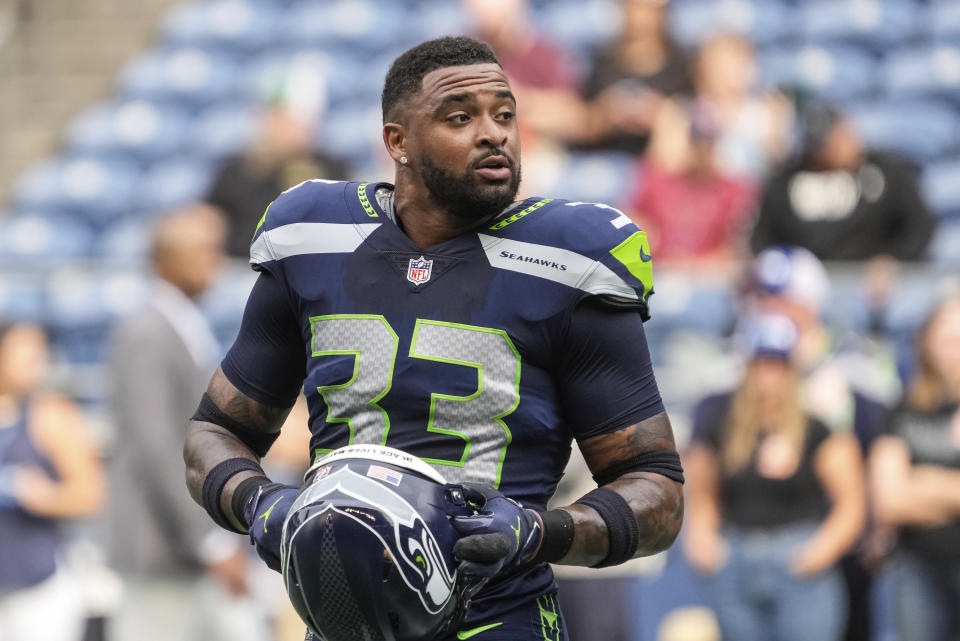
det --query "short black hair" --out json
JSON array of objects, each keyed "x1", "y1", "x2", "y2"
[{"x1": 381, "y1": 36, "x2": 500, "y2": 123}]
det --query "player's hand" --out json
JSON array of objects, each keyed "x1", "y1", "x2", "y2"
[
  {"x1": 243, "y1": 482, "x2": 299, "y2": 572},
  {"x1": 450, "y1": 485, "x2": 543, "y2": 578}
]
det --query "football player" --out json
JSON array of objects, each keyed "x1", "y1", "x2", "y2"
[{"x1": 185, "y1": 36, "x2": 684, "y2": 640}]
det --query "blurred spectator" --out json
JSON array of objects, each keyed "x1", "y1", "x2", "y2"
[
  {"x1": 684, "y1": 313, "x2": 866, "y2": 641},
  {"x1": 742, "y1": 246, "x2": 897, "y2": 641},
  {"x1": 743, "y1": 246, "x2": 901, "y2": 435},
  {"x1": 106, "y1": 204, "x2": 271, "y2": 641},
  {"x1": 687, "y1": 34, "x2": 792, "y2": 181},
  {"x1": 750, "y1": 102, "x2": 936, "y2": 262},
  {"x1": 206, "y1": 69, "x2": 351, "y2": 258},
  {"x1": 464, "y1": 0, "x2": 587, "y2": 144},
  {"x1": 870, "y1": 295, "x2": 960, "y2": 641},
  {"x1": 0, "y1": 322, "x2": 105, "y2": 641},
  {"x1": 625, "y1": 101, "x2": 756, "y2": 270},
  {"x1": 581, "y1": 0, "x2": 693, "y2": 154}
]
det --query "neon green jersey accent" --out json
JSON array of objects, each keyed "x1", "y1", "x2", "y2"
[
  {"x1": 456, "y1": 622, "x2": 503, "y2": 639},
  {"x1": 357, "y1": 182, "x2": 378, "y2": 217},
  {"x1": 489, "y1": 198, "x2": 552, "y2": 231},
  {"x1": 510, "y1": 515, "x2": 521, "y2": 552},
  {"x1": 254, "y1": 202, "x2": 273, "y2": 237},
  {"x1": 608, "y1": 230, "x2": 653, "y2": 299},
  {"x1": 257, "y1": 496, "x2": 284, "y2": 534},
  {"x1": 537, "y1": 594, "x2": 561, "y2": 641}
]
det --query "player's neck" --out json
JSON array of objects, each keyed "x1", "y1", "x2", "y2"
[{"x1": 393, "y1": 184, "x2": 489, "y2": 248}]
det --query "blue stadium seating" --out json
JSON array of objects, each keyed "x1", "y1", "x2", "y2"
[
  {"x1": 797, "y1": 0, "x2": 918, "y2": 52},
  {"x1": 46, "y1": 268, "x2": 149, "y2": 364},
  {"x1": 12, "y1": 155, "x2": 143, "y2": 226},
  {"x1": 95, "y1": 216, "x2": 153, "y2": 265},
  {"x1": 116, "y1": 46, "x2": 243, "y2": 107},
  {"x1": 884, "y1": 45, "x2": 960, "y2": 103},
  {"x1": 0, "y1": 210, "x2": 95, "y2": 265},
  {"x1": 922, "y1": 158, "x2": 960, "y2": 219},
  {"x1": 668, "y1": 0, "x2": 793, "y2": 48},
  {"x1": 0, "y1": 270, "x2": 47, "y2": 323},
  {"x1": 928, "y1": 0, "x2": 960, "y2": 43},
  {"x1": 537, "y1": 0, "x2": 620, "y2": 53},
  {"x1": 279, "y1": 0, "x2": 412, "y2": 53},
  {"x1": 847, "y1": 100, "x2": 960, "y2": 163},
  {"x1": 319, "y1": 100, "x2": 385, "y2": 166},
  {"x1": 930, "y1": 220, "x2": 960, "y2": 267},
  {"x1": 759, "y1": 44, "x2": 879, "y2": 101},
  {"x1": 64, "y1": 99, "x2": 192, "y2": 160},
  {"x1": 159, "y1": 0, "x2": 279, "y2": 54},
  {"x1": 243, "y1": 48, "x2": 361, "y2": 108},
  {"x1": 188, "y1": 103, "x2": 258, "y2": 161},
  {"x1": 137, "y1": 156, "x2": 216, "y2": 216}
]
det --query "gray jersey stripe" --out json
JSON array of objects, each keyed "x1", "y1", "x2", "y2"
[{"x1": 250, "y1": 222, "x2": 382, "y2": 263}]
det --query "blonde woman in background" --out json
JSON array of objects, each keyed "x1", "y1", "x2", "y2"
[
  {"x1": 870, "y1": 296, "x2": 960, "y2": 641},
  {"x1": 684, "y1": 314, "x2": 865, "y2": 641},
  {"x1": 0, "y1": 322, "x2": 105, "y2": 641}
]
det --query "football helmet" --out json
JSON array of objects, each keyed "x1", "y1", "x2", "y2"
[{"x1": 280, "y1": 444, "x2": 477, "y2": 641}]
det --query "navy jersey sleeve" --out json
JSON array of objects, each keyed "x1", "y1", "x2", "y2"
[
  {"x1": 220, "y1": 271, "x2": 306, "y2": 408},
  {"x1": 557, "y1": 297, "x2": 664, "y2": 440}
]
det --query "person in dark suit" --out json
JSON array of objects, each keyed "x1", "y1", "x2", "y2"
[{"x1": 106, "y1": 204, "x2": 271, "y2": 641}]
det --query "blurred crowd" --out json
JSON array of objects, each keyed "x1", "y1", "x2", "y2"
[{"x1": 0, "y1": 0, "x2": 957, "y2": 640}]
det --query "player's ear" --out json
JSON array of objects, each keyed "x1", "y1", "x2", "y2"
[{"x1": 383, "y1": 122, "x2": 408, "y2": 166}]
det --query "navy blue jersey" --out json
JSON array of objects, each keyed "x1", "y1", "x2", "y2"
[{"x1": 222, "y1": 179, "x2": 662, "y2": 615}]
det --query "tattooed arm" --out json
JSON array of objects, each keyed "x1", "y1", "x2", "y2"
[
  {"x1": 184, "y1": 367, "x2": 294, "y2": 532},
  {"x1": 555, "y1": 412, "x2": 684, "y2": 567}
]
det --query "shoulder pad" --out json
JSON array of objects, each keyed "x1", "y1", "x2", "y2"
[
  {"x1": 249, "y1": 180, "x2": 380, "y2": 268},
  {"x1": 482, "y1": 199, "x2": 654, "y2": 314}
]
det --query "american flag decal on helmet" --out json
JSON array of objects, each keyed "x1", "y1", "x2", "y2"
[{"x1": 366, "y1": 464, "x2": 403, "y2": 486}]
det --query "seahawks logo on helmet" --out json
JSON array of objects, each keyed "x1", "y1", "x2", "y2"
[{"x1": 283, "y1": 463, "x2": 458, "y2": 613}]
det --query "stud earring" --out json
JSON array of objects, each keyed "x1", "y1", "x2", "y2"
[{"x1": 400, "y1": 156, "x2": 408, "y2": 165}]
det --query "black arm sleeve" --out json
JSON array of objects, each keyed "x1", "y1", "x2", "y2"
[
  {"x1": 220, "y1": 271, "x2": 307, "y2": 408},
  {"x1": 557, "y1": 297, "x2": 665, "y2": 440}
]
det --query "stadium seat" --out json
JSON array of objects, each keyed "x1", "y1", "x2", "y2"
[
  {"x1": 922, "y1": 158, "x2": 960, "y2": 219},
  {"x1": 159, "y1": 0, "x2": 279, "y2": 53},
  {"x1": 759, "y1": 44, "x2": 879, "y2": 101},
  {"x1": 0, "y1": 270, "x2": 47, "y2": 323},
  {"x1": 46, "y1": 267, "x2": 149, "y2": 364},
  {"x1": 189, "y1": 103, "x2": 258, "y2": 161},
  {"x1": 884, "y1": 45, "x2": 960, "y2": 102},
  {"x1": 117, "y1": 46, "x2": 242, "y2": 107},
  {"x1": 64, "y1": 99, "x2": 191, "y2": 160},
  {"x1": 847, "y1": 100, "x2": 960, "y2": 163},
  {"x1": 537, "y1": 0, "x2": 620, "y2": 52},
  {"x1": 0, "y1": 210, "x2": 95, "y2": 264},
  {"x1": 547, "y1": 152, "x2": 639, "y2": 205},
  {"x1": 667, "y1": 0, "x2": 793, "y2": 48},
  {"x1": 136, "y1": 156, "x2": 216, "y2": 217},
  {"x1": 319, "y1": 101, "x2": 384, "y2": 166},
  {"x1": 95, "y1": 216, "x2": 153, "y2": 265},
  {"x1": 929, "y1": 219, "x2": 960, "y2": 267},
  {"x1": 202, "y1": 265, "x2": 258, "y2": 349},
  {"x1": 11, "y1": 156, "x2": 143, "y2": 227},
  {"x1": 797, "y1": 0, "x2": 917, "y2": 52},
  {"x1": 243, "y1": 47, "x2": 364, "y2": 108},
  {"x1": 192, "y1": 105, "x2": 257, "y2": 157},
  {"x1": 280, "y1": 0, "x2": 408, "y2": 53},
  {"x1": 928, "y1": 0, "x2": 960, "y2": 43},
  {"x1": 401, "y1": 2, "x2": 468, "y2": 43}
]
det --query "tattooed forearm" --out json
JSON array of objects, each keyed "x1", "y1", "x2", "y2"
[
  {"x1": 184, "y1": 368, "x2": 293, "y2": 530},
  {"x1": 556, "y1": 413, "x2": 684, "y2": 567}
]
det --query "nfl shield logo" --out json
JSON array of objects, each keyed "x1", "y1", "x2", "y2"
[{"x1": 407, "y1": 255, "x2": 433, "y2": 285}]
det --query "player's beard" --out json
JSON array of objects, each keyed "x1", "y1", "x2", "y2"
[{"x1": 420, "y1": 154, "x2": 521, "y2": 222}]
